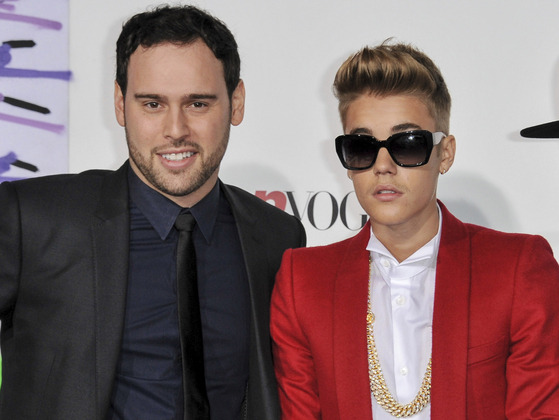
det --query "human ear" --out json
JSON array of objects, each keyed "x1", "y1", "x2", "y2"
[
  {"x1": 231, "y1": 80, "x2": 245, "y2": 126},
  {"x1": 114, "y1": 81, "x2": 126, "y2": 127},
  {"x1": 439, "y1": 134, "x2": 456, "y2": 174}
]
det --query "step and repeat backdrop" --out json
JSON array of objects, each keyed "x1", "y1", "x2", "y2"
[
  {"x1": 1, "y1": 0, "x2": 559, "y2": 254},
  {"x1": 0, "y1": 1, "x2": 70, "y2": 182}
]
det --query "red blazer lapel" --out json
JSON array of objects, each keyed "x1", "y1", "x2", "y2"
[
  {"x1": 333, "y1": 224, "x2": 374, "y2": 419},
  {"x1": 431, "y1": 203, "x2": 470, "y2": 419},
  {"x1": 328, "y1": 203, "x2": 471, "y2": 419}
]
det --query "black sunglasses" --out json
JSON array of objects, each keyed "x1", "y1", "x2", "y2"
[{"x1": 335, "y1": 130, "x2": 446, "y2": 170}]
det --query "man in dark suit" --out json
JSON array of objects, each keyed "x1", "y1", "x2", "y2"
[{"x1": 0, "y1": 5, "x2": 305, "y2": 419}]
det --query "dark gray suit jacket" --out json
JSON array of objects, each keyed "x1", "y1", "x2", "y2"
[{"x1": 0, "y1": 162, "x2": 306, "y2": 419}]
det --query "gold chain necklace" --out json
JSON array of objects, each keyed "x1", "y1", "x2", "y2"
[{"x1": 367, "y1": 256, "x2": 432, "y2": 417}]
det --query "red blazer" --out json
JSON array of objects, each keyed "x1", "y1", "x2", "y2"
[{"x1": 271, "y1": 202, "x2": 559, "y2": 419}]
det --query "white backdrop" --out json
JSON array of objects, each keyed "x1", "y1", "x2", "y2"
[{"x1": 68, "y1": 0, "x2": 559, "y2": 253}]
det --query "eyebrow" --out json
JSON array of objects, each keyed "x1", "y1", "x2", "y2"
[
  {"x1": 133, "y1": 93, "x2": 218, "y2": 101},
  {"x1": 188, "y1": 93, "x2": 218, "y2": 101},
  {"x1": 391, "y1": 123, "x2": 422, "y2": 133},
  {"x1": 349, "y1": 127, "x2": 372, "y2": 135},
  {"x1": 349, "y1": 123, "x2": 422, "y2": 137},
  {"x1": 134, "y1": 93, "x2": 161, "y2": 101}
]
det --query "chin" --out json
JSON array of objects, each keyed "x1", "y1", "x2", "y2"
[{"x1": 369, "y1": 210, "x2": 409, "y2": 227}]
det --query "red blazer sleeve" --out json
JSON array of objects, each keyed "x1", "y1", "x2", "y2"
[
  {"x1": 270, "y1": 249, "x2": 322, "y2": 419},
  {"x1": 505, "y1": 235, "x2": 559, "y2": 418}
]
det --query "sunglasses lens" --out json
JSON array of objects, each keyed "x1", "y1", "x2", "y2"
[
  {"x1": 336, "y1": 131, "x2": 434, "y2": 169},
  {"x1": 339, "y1": 136, "x2": 378, "y2": 169},
  {"x1": 390, "y1": 133, "x2": 430, "y2": 166}
]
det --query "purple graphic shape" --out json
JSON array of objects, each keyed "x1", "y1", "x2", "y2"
[
  {"x1": 0, "y1": 44, "x2": 11, "y2": 67},
  {"x1": 0, "y1": 111, "x2": 64, "y2": 133},
  {"x1": 0, "y1": 4, "x2": 15, "y2": 11},
  {"x1": 0, "y1": 67, "x2": 71, "y2": 80},
  {"x1": 0, "y1": 151, "x2": 17, "y2": 174},
  {"x1": 0, "y1": 12, "x2": 62, "y2": 30}
]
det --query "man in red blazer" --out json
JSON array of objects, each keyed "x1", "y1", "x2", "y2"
[{"x1": 271, "y1": 41, "x2": 559, "y2": 419}]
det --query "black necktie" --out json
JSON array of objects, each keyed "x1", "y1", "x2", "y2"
[{"x1": 174, "y1": 212, "x2": 210, "y2": 419}]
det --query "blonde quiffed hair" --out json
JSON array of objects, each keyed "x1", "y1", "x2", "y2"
[{"x1": 333, "y1": 40, "x2": 451, "y2": 134}]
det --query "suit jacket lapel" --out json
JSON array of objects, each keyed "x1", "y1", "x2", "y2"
[
  {"x1": 431, "y1": 202, "x2": 470, "y2": 419},
  {"x1": 221, "y1": 183, "x2": 279, "y2": 418},
  {"x1": 220, "y1": 184, "x2": 266, "y2": 321},
  {"x1": 333, "y1": 224, "x2": 373, "y2": 419},
  {"x1": 91, "y1": 163, "x2": 130, "y2": 413}
]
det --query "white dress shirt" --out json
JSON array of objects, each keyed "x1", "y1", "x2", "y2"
[{"x1": 367, "y1": 210, "x2": 441, "y2": 420}]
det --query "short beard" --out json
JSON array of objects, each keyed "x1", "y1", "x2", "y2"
[{"x1": 126, "y1": 125, "x2": 230, "y2": 198}]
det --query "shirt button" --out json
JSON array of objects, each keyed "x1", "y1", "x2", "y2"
[
  {"x1": 382, "y1": 259, "x2": 390, "y2": 268},
  {"x1": 395, "y1": 295, "x2": 406, "y2": 306},
  {"x1": 400, "y1": 367, "x2": 408, "y2": 376}
]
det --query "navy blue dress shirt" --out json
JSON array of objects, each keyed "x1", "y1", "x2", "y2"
[{"x1": 107, "y1": 169, "x2": 250, "y2": 420}]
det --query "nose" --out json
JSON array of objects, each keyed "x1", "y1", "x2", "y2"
[
  {"x1": 163, "y1": 107, "x2": 189, "y2": 141},
  {"x1": 373, "y1": 146, "x2": 397, "y2": 174}
]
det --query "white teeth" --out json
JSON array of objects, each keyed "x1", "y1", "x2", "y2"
[
  {"x1": 162, "y1": 152, "x2": 194, "y2": 161},
  {"x1": 379, "y1": 190, "x2": 396, "y2": 194}
]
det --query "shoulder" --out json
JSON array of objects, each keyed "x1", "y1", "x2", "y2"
[
  {"x1": 0, "y1": 167, "x2": 122, "y2": 215},
  {"x1": 222, "y1": 183, "x2": 290, "y2": 216},
  {"x1": 287, "y1": 226, "x2": 368, "y2": 271},
  {"x1": 291, "y1": 234, "x2": 355, "y2": 258},
  {"x1": 460, "y1": 218, "x2": 550, "y2": 253},
  {"x1": 470, "y1": 224, "x2": 554, "y2": 265},
  {"x1": 1, "y1": 168, "x2": 114, "y2": 195},
  {"x1": 441, "y1": 202, "x2": 554, "y2": 260},
  {"x1": 221, "y1": 182, "x2": 305, "y2": 235}
]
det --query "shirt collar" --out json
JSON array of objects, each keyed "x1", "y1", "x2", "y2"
[
  {"x1": 188, "y1": 180, "x2": 220, "y2": 244},
  {"x1": 128, "y1": 166, "x2": 220, "y2": 242}
]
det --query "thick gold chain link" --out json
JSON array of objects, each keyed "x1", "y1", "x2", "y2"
[{"x1": 367, "y1": 257, "x2": 431, "y2": 417}]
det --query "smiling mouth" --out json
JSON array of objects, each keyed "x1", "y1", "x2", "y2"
[{"x1": 161, "y1": 151, "x2": 195, "y2": 161}]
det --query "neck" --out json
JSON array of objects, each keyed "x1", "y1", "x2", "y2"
[
  {"x1": 169, "y1": 173, "x2": 219, "y2": 209},
  {"x1": 371, "y1": 204, "x2": 440, "y2": 263}
]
